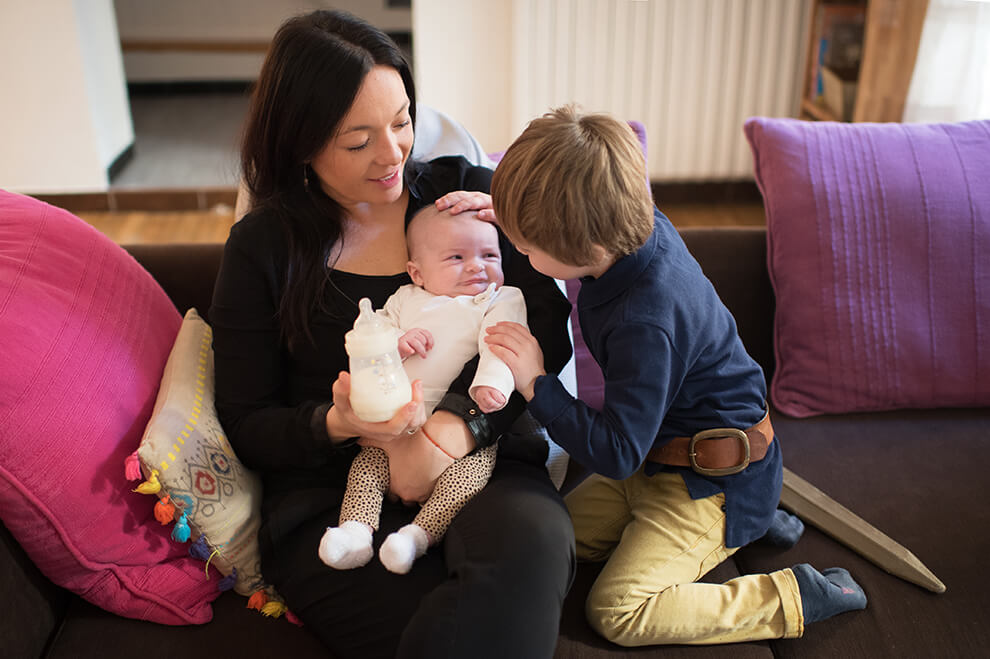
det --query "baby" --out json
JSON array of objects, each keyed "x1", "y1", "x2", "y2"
[{"x1": 319, "y1": 204, "x2": 526, "y2": 574}]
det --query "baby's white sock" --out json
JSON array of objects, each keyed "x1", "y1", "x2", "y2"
[
  {"x1": 318, "y1": 520, "x2": 374, "y2": 570},
  {"x1": 379, "y1": 524, "x2": 430, "y2": 575}
]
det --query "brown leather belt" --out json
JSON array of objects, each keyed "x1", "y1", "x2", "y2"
[{"x1": 646, "y1": 411, "x2": 774, "y2": 477}]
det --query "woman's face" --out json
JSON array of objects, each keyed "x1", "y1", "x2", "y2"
[{"x1": 310, "y1": 65, "x2": 413, "y2": 209}]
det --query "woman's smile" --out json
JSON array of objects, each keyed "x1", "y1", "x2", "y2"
[{"x1": 372, "y1": 170, "x2": 401, "y2": 187}]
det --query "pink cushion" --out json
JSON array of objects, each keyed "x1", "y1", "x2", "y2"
[
  {"x1": 0, "y1": 190, "x2": 219, "y2": 624},
  {"x1": 745, "y1": 118, "x2": 990, "y2": 417}
]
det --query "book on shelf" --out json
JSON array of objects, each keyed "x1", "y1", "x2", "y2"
[{"x1": 806, "y1": 1, "x2": 866, "y2": 116}]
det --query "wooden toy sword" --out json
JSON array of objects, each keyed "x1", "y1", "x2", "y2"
[{"x1": 780, "y1": 467, "x2": 946, "y2": 594}]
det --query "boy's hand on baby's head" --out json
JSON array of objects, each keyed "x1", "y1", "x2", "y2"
[
  {"x1": 474, "y1": 208, "x2": 498, "y2": 224},
  {"x1": 471, "y1": 385, "x2": 506, "y2": 413},
  {"x1": 435, "y1": 190, "x2": 496, "y2": 223},
  {"x1": 398, "y1": 328, "x2": 433, "y2": 359},
  {"x1": 484, "y1": 322, "x2": 546, "y2": 401}
]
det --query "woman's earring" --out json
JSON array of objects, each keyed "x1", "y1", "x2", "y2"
[{"x1": 303, "y1": 165, "x2": 310, "y2": 189}]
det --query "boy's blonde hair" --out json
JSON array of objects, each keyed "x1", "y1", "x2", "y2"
[{"x1": 492, "y1": 105, "x2": 654, "y2": 266}]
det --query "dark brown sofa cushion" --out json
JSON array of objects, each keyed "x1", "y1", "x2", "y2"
[{"x1": 124, "y1": 243, "x2": 223, "y2": 321}]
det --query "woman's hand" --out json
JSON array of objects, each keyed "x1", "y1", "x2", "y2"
[
  {"x1": 326, "y1": 372, "x2": 427, "y2": 444},
  {"x1": 435, "y1": 190, "x2": 497, "y2": 223}
]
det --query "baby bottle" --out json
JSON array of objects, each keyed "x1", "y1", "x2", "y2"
[{"x1": 344, "y1": 298, "x2": 412, "y2": 422}]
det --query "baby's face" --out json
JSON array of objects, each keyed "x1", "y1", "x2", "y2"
[{"x1": 408, "y1": 214, "x2": 504, "y2": 297}]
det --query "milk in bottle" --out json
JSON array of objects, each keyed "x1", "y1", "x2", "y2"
[{"x1": 344, "y1": 298, "x2": 412, "y2": 422}]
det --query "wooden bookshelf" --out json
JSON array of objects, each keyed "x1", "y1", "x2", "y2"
[{"x1": 799, "y1": 0, "x2": 929, "y2": 123}]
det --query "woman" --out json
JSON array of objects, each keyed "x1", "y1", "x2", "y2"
[{"x1": 209, "y1": 9, "x2": 575, "y2": 658}]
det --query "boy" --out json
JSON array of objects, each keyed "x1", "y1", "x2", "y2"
[
  {"x1": 485, "y1": 106, "x2": 866, "y2": 645},
  {"x1": 320, "y1": 205, "x2": 524, "y2": 574}
]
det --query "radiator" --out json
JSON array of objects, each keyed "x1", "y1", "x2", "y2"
[{"x1": 509, "y1": 0, "x2": 809, "y2": 181}]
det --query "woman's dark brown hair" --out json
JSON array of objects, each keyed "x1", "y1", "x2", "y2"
[{"x1": 241, "y1": 9, "x2": 417, "y2": 348}]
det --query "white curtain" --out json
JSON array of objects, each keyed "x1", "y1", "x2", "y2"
[{"x1": 904, "y1": 0, "x2": 990, "y2": 122}]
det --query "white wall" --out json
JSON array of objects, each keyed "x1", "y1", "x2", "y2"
[
  {"x1": 412, "y1": 1, "x2": 513, "y2": 160},
  {"x1": 414, "y1": 0, "x2": 807, "y2": 181},
  {"x1": 76, "y1": 0, "x2": 134, "y2": 174},
  {"x1": 0, "y1": 1, "x2": 133, "y2": 193},
  {"x1": 114, "y1": 0, "x2": 412, "y2": 82}
]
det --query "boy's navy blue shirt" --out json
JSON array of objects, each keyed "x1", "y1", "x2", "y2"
[{"x1": 527, "y1": 209, "x2": 782, "y2": 548}]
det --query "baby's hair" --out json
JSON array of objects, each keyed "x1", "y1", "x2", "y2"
[
  {"x1": 492, "y1": 105, "x2": 654, "y2": 266},
  {"x1": 406, "y1": 204, "x2": 444, "y2": 261}
]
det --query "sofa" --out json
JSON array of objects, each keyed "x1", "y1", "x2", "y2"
[
  {"x1": 4, "y1": 117, "x2": 988, "y2": 658},
  {"x1": 1, "y1": 230, "x2": 985, "y2": 658}
]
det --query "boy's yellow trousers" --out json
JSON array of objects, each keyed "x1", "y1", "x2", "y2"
[{"x1": 565, "y1": 469, "x2": 804, "y2": 646}]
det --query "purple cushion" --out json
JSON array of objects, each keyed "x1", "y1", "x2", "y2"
[
  {"x1": 565, "y1": 280, "x2": 604, "y2": 411},
  {"x1": 745, "y1": 118, "x2": 990, "y2": 417},
  {"x1": 0, "y1": 190, "x2": 220, "y2": 623}
]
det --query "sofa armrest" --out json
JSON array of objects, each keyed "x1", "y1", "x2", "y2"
[{"x1": 123, "y1": 243, "x2": 224, "y2": 323}]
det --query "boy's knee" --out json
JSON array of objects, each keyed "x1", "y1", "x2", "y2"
[
  {"x1": 585, "y1": 580, "x2": 634, "y2": 645},
  {"x1": 585, "y1": 581, "x2": 674, "y2": 647},
  {"x1": 585, "y1": 590, "x2": 634, "y2": 646}
]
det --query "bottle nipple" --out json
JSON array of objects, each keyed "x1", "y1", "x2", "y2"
[
  {"x1": 354, "y1": 298, "x2": 380, "y2": 330},
  {"x1": 345, "y1": 298, "x2": 394, "y2": 358}
]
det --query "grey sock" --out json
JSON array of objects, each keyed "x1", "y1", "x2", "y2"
[
  {"x1": 760, "y1": 509, "x2": 805, "y2": 548},
  {"x1": 792, "y1": 563, "x2": 867, "y2": 624}
]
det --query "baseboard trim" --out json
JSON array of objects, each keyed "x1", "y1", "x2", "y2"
[
  {"x1": 651, "y1": 180, "x2": 762, "y2": 205},
  {"x1": 31, "y1": 187, "x2": 238, "y2": 213},
  {"x1": 127, "y1": 81, "x2": 254, "y2": 95}
]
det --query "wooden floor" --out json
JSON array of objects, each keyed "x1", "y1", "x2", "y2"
[
  {"x1": 78, "y1": 207, "x2": 238, "y2": 244},
  {"x1": 663, "y1": 202, "x2": 765, "y2": 228},
  {"x1": 77, "y1": 201, "x2": 765, "y2": 245}
]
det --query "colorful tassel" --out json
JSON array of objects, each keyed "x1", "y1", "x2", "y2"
[
  {"x1": 261, "y1": 600, "x2": 287, "y2": 618},
  {"x1": 124, "y1": 451, "x2": 142, "y2": 481},
  {"x1": 171, "y1": 512, "x2": 191, "y2": 542},
  {"x1": 132, "y1": 469, "x2": 161, "y2": 495},
  {"x1": 188, "y1": 535, "x2": 211, "y2": 560},
  {"x1": 217, "y1": 568, "x2": 237, "y2": 592},
  {"x1": 247, "y1": 590, "x2": 268, "y2": 611},
  {"x1": 154, "y1": 495, "x2": 176, "y2": 525},
  {"x1": 285, "y1": 610, "x2": 303, "y2": 627}
]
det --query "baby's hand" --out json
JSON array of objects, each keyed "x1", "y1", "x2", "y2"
[
  {"x1": 398, "y1": 328, "x2": 433, "y2": 359},
  {"x1": 471, "y1": 386, "x2": 507, "y2": 413}
]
